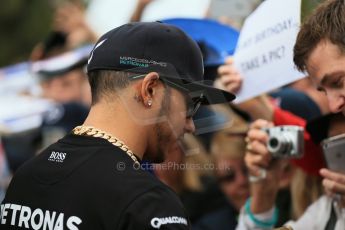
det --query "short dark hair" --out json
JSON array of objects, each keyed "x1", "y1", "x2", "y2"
[
  {"x1": 294, "y1": 0, "x2": 345, "y2": 72},
  {"x1": 87, "y1": 70, "x2": 131, "y2": 104}
]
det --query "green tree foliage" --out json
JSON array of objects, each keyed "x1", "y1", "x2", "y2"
[
  {"x1": 0, "y1": 0, "x2": 53, "y2": 67},
  {"x1": 301, "y1": 0, "x2": 324, "y2": 22}
]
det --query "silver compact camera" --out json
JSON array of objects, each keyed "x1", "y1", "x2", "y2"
[{"x1": 262, "y1": 125, "x2": 304, "y2": 158}]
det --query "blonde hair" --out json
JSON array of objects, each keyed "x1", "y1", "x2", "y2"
[
  {"x1": 209, "y1": 104, "x2": 249, "y2": 160},
  {"x1": 182, "y1": 104, "x2": 250, "y2": 191},
  {"x1": 182, "y1": 134, "x2": 213, "y2": 191},
  {"x1": 290, "y1": 168, "x2": 323, "y2": 219},
  {"x1": 210, "y1": 132, "x2": 246, "y2": 160}
]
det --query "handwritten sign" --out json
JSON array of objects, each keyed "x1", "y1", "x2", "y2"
[{"x1": 233, "y1": 0, "x2": 303, "y2": 103}]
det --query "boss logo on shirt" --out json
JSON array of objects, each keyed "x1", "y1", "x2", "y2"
[
  {"x1": 150, "y1": 216, "x2": 188, "y2": 229},
  {"x1": 48, "y1": 151, "x2": 67, "y2": 163}
]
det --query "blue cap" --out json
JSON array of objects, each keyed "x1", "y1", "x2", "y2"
[
  {"x1": 161, "y1": 18, "x2": 239, "y2": 66},
  {"x1": 270, "y1": 88, "x2": 322, "y2": 121}
]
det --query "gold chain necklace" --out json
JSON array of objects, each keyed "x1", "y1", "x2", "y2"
[{"x1": 72, "y1": 125, "x2": 140, "y2": 167}]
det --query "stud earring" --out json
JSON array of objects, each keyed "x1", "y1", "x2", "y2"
[{"x1": 147, "y1": 99, "x2": 152, "y2": 107}]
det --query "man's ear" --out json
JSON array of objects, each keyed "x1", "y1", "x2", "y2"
[{"x1": 140, "y1": 72, "x2": 161, "y2": 107}]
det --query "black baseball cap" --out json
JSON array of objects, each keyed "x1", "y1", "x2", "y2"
[{"x1": 87, "y1": 22, "x2": 235, "y2": 104}]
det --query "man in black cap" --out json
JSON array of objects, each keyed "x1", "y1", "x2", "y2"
[{"x1": 0, "y1": 22, "x2": 235, "y2": 229}]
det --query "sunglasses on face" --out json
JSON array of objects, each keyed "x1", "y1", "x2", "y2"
[
  {"x1": 129, "y1": 74, "x2": 204, "y2": 118},
  {"x1": 183, "y1": 92, "x2": 204, "y2": 118},
  {"x1": 217, "y1": 166, "x2": 248, "y2": 184}
]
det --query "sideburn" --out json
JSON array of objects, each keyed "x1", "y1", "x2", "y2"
[{"x1": 153, "y1": 87, "x2": 172, "y2": 163}]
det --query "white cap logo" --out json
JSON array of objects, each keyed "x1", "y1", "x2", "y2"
[{"x1": 88, "y1": 38, "x2": 107, "y2": 65}]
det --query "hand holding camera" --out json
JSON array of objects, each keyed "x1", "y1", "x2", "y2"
[
  {"x1": 245, "y1": 121, "x2": 304, "y2": 177},
  {"x1": 245, "y1": 120, "x2": 281, "y2": 212},
  {"x1": 263, "y1": 125, "x2": 304, "y2": 158},
  {"x1": 245, "y1": 119, "x2": 273, "y2": 174}
]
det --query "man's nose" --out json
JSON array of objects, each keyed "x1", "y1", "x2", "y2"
[
  {"x1": 184, "y1": 117, "x2": 196, "y2": 134},
  {"x1": 327, "y1": 92, "x2": 345, "y2": 113}
]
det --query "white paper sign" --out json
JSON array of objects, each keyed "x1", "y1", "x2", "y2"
[
  {"x1": 86, "y1": 0, "x2": 210, "y2": 36},
  {"x1": 233, "y1": 0, "x2": 303, "y2": 103}
]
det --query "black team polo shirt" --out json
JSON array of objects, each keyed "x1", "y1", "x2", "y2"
[{"x1": 1, "y1": 134, "x2": 190, "y2": 229}]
